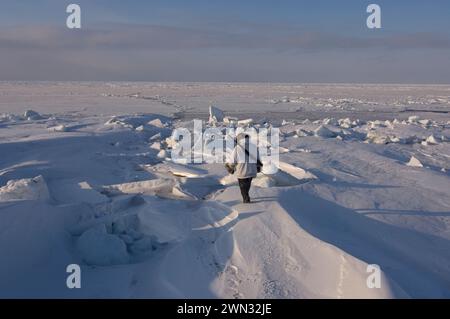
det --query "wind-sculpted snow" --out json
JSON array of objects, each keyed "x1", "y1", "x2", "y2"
[{"x1": 0, "y1": 82, "x2": 449, "y2": 298}]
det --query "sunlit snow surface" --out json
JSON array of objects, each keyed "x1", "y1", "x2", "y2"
[{"x1": 0, "y1": 82, "x2": 449, "y2": 298}]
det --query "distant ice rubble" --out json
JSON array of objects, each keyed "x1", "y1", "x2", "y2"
[
  {"x1": 0, "y1": 110, "x2": 47, "y2": 124},
  {"x1": 362, "y1": 117, "x2": 447, "y2": 146},
  {"x1": 271, "y1": 96, "x2": 374, "y2": 110},
  {"x1": 0, "y1": 110, "x2": 74, "y2": 134},
  {"x1": 276, "y1": 115, "x2": 448, "y2": 146},
  {"x1": 207, "y1": 105, "x2": 257, "y2": 128},
  {"x1": 104, "y1": 114, "x2": 171, "y2": 132},
  {"x1": 271, "y1": 94, "x2": 450, "y2": 110}
]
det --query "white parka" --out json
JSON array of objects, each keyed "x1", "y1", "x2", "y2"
[{"x1": 229, "y1": 143, "x2": 259, "y2": 179}]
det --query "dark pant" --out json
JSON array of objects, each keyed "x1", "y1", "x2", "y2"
[{"x1": 238, "y1": 178, "x2": 253, "y2": 203}]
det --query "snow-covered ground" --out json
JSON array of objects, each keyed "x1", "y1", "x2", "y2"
[{"x1": 0, "y1": 82, "x2": 449, "y2": 298}]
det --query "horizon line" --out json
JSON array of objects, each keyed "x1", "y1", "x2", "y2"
[{"x1": 1, "y1": 80, "x2": 450, "y2": 86}]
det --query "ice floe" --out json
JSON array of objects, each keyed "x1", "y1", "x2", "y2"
[{"x1": 0, "y1": 175, "x2": 49, "y2": 202}]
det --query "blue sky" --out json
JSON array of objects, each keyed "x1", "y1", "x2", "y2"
[{"x1": 1, "y1": 0, "x2": 450, "y2": 82}]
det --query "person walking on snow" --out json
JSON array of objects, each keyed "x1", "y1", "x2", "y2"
[{"x1": 225, "y1": 133, "x2": 262, "y2": 203}]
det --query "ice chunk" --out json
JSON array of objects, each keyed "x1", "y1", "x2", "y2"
[
  {"x1": 338, "y1": 118, "x2": 352, "y2": 128},
  {"x1": 323, "y1": 118, "x2": 338, "y2": 126},
  {"x1": 24, "y1": 110, "x2": 43, "y2": 121},
  {"x1": 135, "y1": 125, "x2": 146, "y2": 132},
  {"x1": 149, "y1": 132, "x2": 161, "y2": 141},
  {"x1": 209, "y1": 105, "x2": 224, "y2": 123},
  {"x1": 104, "y1": 117, "x2": 134, "y2": 129},
  {"x1": 408, "y1": 116, "x2": 420, "y2": 124},
  {"x1": 150, "y1": 142, "x2": 161, "y2": 150},
  {"x1": 426, "y1": 135, "x2": 438, "y2": 145},
  {"x1": 157, "y1": 149, "x2": 168, "y2": 159},
  {"x1": 314, "y1": 125, "x2": 337, "y2": 138},
  {"x1": 48, "y1": 125, "x2": 67, "y2": 132},
  {"x1": 237, "y1": 119, "x2": 254, "y2": 126},
  {"x1": 77, "y1": 224, "x2": 129, "y2": 266},
  {"x1": 224, "y1": 117, "x2": 238, "y2": 125},
  {"x1": 384, "y1": 120, "x2": 394, "y2": 129},
  {"x1": 418, "y1": 119, "x2": 431, "y2": 127},
  {"x1": 366, "y1": 131, "x2": 390, "y2": 144},
  {"x1": 295, "y1": 129, "x2": 311, "y2": 137},
  {"x1": 253, "y1": 161, "x2": 316, "y2": 188},
  {"x1": 368, "y1": 120, "x2": 385, "y2": 129},
  {"x1": 406, "y1": 156, "x2": 423, "y2": 168},
  {"x1": 390, "y1": 136, "x2": 401, "y2": 143},
  {"x1": 0, "y1": 175, "x2": 49, "y2": 202},
  {"x1": 148, "y1": 118, "x2": 166, "y2": 128}
]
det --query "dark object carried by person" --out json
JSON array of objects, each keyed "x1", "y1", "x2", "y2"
[
  {"x1": 225, "y1": 163, "x2": 236, "y2": 174},
  {"x1": 256, "y1": 159, "x2": 263, "y2": 173}
]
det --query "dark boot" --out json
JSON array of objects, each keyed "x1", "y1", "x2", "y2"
[{"x1": 238, "y1": 178, "x2": 253, "y2": 203}]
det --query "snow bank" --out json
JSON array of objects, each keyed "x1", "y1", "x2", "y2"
[
  {"x1": 101, "y1": 179, "x2": 175, "y2": 196},
  {"x1": 0, "y1": 175, "x2": 50, "y2": 202},
  {"x1": 101, "y1": 178, "x2": 195, "y2": 199},
  {"x1": 255, "y1": 162, "x2": 316, "y2": 187},
  {"x1": 221, "y1": 160, "x2": 316, "y2": 187},
  {"x1": 150, "y1": 162, "x2": 207, "y2": 178},
  {"x1": 77, "y1": 224, "x2": 130, "y2": 266},
  {"x1": 278, "y1": 161, "x2": 318, "y2": 180}
]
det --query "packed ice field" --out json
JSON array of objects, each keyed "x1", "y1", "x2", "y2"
[{"x1": 0, "y1": 82, "x2": 449, "y2": 298}]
